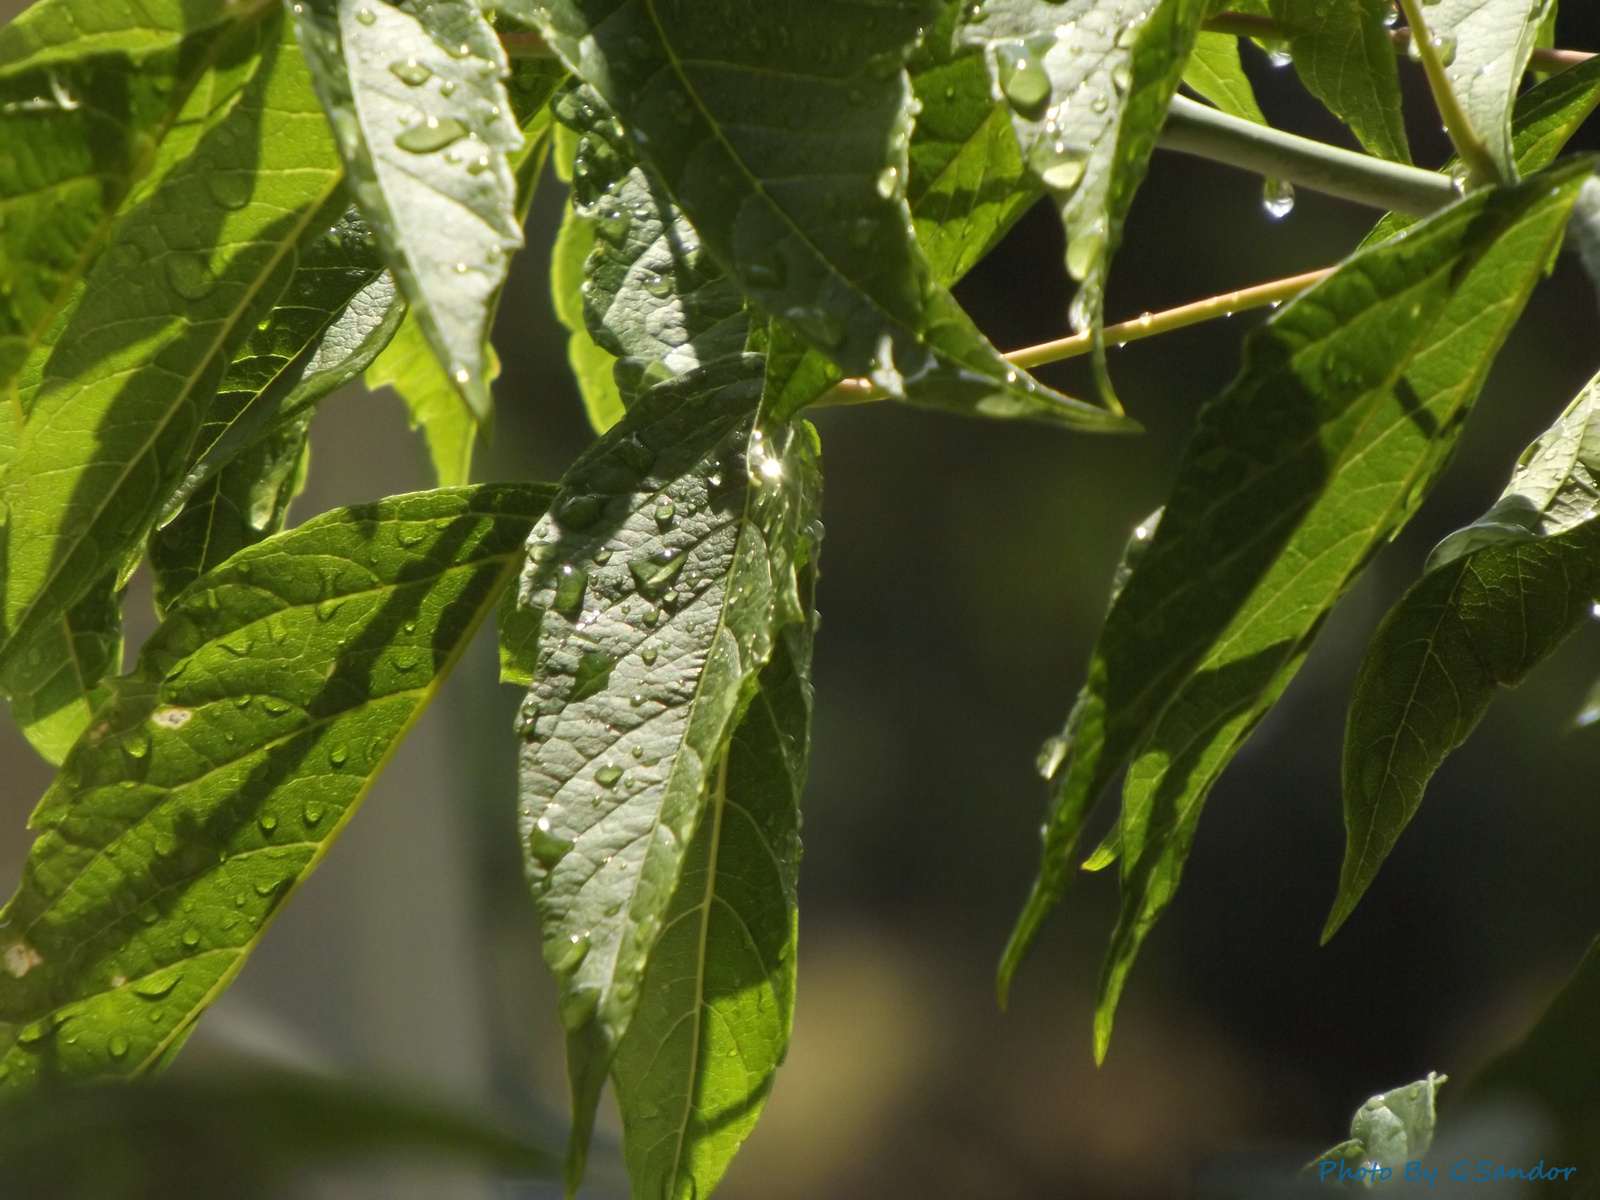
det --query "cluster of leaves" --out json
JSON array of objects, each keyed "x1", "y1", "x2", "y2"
[{"x1": 2, "y1": 0, "x2": 1600, "y2": 1193}]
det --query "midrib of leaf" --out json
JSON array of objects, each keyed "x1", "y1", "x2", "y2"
[
  {"x1": 660, "y1": 742, "x2": 732, "y2": 1191},
  {"x1": 127, "y1": 553, "x2": 521, "y2": 1073}
]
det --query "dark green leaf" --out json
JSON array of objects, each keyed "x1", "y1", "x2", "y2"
[
  {"x1": 1328, "y1": 371, "x2": 1600, "y2": 938},
  {"x1": 960, "y1": 0, "x2": 1208, "y2": 343},
  {"x1": 2, "y1": 574, "x2": 121, "y2": 765},
  {"x1": 0, "y1": 483, "x2": 554, "y2": 1089},
  {"x1": 999, "y1": 160, "x2": 1593, "y2": 1051},
  {"x1": 519, "y1": 0, "x2": 1123, "y2": 429},
  {"x1": 513, "y1": 361, "x2": 821, "y2": 1189},
  {"x1": 1182, "y1": 31, "x2": 1266, "y2": 125},
  {"x1": 1270, "y1": 0, "x2": 1409, "y2": 162},
  {"x1": 611, "y1": 518, "x2": 817, "y2": 1200},
  {"x1": 0, "y1": 0, "x2": 277, "y2": 395},
  {"x1": 0, "y1": 16, "x2": 345, "y2": 683},
  {"x1": 0, "y1": 1070, "x2": 553, "y2": 1199},
  {"x1": 290, "y1": 0, "x2": 524, "y2": 424}
]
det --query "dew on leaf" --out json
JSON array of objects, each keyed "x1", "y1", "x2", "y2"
[{"x1": 395, "y1": 116, "x2": 470, "y2": 153}]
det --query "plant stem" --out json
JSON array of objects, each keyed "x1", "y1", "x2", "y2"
[
  {"x1": 1202, "y1": 13, "x2": 1594, "y2": 75},
  {"x1": 1394, "y1": 0, "x2": 1504, "y2": 186},
  {"x1": 1160, "y1": 96, "x2": 1457, "y2": 215},
  {"x1": 819, "y1": 267, "x2": 1331, "y2": 405}
]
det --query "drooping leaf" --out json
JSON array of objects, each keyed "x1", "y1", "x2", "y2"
[
  {"x1": 0, "y1": 15, "x2": 345, "y2": 683},
  {"x1": 290, "y1": 0, "x2": 524, "y2": 424},
  {"x1": 1328, "y1": 371, "x2": 1600, "y2": 937},
  {"x1": 516, "y1": 0, "x2": 1122, "y2": 429},
  {"x1": 610, "y1": 493, "x2": 818, "y2": 1200},
  {"x1": 0, "y1": 1070, "x2": 554, "y2": 1199},
  {"x1": 998, "y1": 160, "x2": 1593, "y2": 1044},
  {"x1": 0, "y1": 0, "x2": 278, "y2": 397},
  {"x1": 2, "y1": 574, "x2": 122, "y2": 765},
  {"x1": 1307, "y1": 1074, "x2": 1446, "y2": 1179},
  {"x1": 1182, "y1": 31, "x2": 1266, "y2": 125},
  {"x1": 1270, "y1": 0, "x2": 1409, "y2": 162},
  {"x1": 149, "y1": 415, "x2": 312, "y2": 616},
  {"x1": 0, "y1": 483, "x2": 554, "y2": 1089},
  {"x1": 552, "y1": 83, "x2": 748, "y2": 405},
  {"x1": 1411, "y1": 0, "x2": 1554, "y2": 182},
  {"x1": 513, "y1": 361, "x2": 821, "y2": 1189},
  {"x1": 959, "y1": 0, "x2": 1208, "y2": 341}
]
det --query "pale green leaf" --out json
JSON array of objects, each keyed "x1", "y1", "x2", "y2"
[
  {"x1": 0, "y1": 14, "x2": 345, "y2": 686},
  {"x1": 1415, "y1": 0, "x2": 1554, "y2": 181},
  {"x1": 611, "y1": 519, "x2": 817, "y2": 1200},
  {"x1": 517, "y1": 0, "x2": 1123, "y2": 429},
  {"x1": 290, "y1": 0, "x2": 523, "y2": 424},
  {"x1": 1271, "y1": 0, "x2": 1409, "y2": 161},
  {"x1": 997, "y1": 160, "x2": 1593, "y2": 1047},
  {"x1": 0, "y1": 484, "x2": 553, "y2": 1090},
  {"x1": 551, "y1": 191, "x2": 626, "y2": 434},
  {"x1": 1182, "y1": 31, "x2": 1266, "y2": 125},
  {"x1": 1328, "y1": 370, "x2": 1600, "y2": 937},
  {"x1": 1308, "y1": 1074, "x2": 1446, "y2": 1179},
  {"x1": 512, "y1": 361, "x2": 821, "y2": 1189},
  {"x1": 2, "y1": 574, "x2": 121, "y2": 765}
]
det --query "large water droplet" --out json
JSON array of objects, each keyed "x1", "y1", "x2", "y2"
[
  {"x1": 529, "y1": 817, "x2": 575, "y2": 869},
  {"x1": 1262, "y1": 177, "x2": 1295, "y2": 219},
  {"x1": 109, "y1": 1034, "x2": 129, "y2": 1059},
  {"x1": 629, "y1": 549, "x2": 687, "y2": 600},
  {"x1": 558, "y1": 983, "x2": 601, "y2": 1031},
  {"x1": 133, "y1": 973, "x2": 180, "y2": 1000},
  {"x1": 389, "y1": 57, "x2": 432, "y2": 86},
  {"x1": 395, "y1": 116, "x2": 470, "y2": 153},
  {"x1": 554, "y1": 564, "x2": 588, "y2": 617},
  {"x1": 553, "y1": 932, "x2": 590, "y2": 974},
  {"x1": 355, "y1": 6, "x2": 376, "y2": 23},
  {"x1": 996, "y1": 43, "x2": 1052, "y2": 115},
  {"x1": 571, "y1": 651, "x2": 617, "y2": 701},
  {"x1": 595, "y1": 764, "x2": 623, "y2": 788},
  {"x1": 558, "y1": 492, "x2": 603, "y2": 530},
  {"x1": 205, "y1": 171, "x2": 251, "y2": 210},
  {"x1": 165, "y1": 254, "x2": 215, "y2": 300}
]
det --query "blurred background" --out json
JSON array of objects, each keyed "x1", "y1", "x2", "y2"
[{"x1": 7, "y1": 8, "x2": 1600, "y2": 1199}]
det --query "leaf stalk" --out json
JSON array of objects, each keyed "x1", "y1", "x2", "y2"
[{"x1": 1393, "y1": 0, "x2": 1505, "y2": 187}]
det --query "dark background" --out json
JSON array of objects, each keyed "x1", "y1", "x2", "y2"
[{"x1": 6, "y1": 9, "x2": 1600, "y2": 1199}]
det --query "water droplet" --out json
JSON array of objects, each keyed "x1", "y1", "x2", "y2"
[
  {"x1": 328, "y1": 745, "x2": 348, "y2": 767},
  {"x1": 1030, "y1": 139, "x2": 1088, "y2": 192},
  {"x1": 996, "y1": 43, "x2": 1052, "y2": 115},
  {"x1": 596, "y1": 764, "x2": 623, "y2": 787},
  {"x1": 182, "y1": 927, "x2": 201, "y2": 948},
  {"x1": 553, "y1": 932, "x2": 590, "y2": 974},
  {"x1": 529, "y1": 818, "x2": 575, "y2": 869},
  {"x1": 258, "y1": 813, "x2": 277, "y2": 835},
  {"x1": 559, "y1": 493, "x2": 603, "y2": 529},
  {"x1": 389, "y1": 57, "x2": 432, "y2": 86},
  {"x1": 395, "y1": 116, "x2": 470, "y2": 154},
  {"x1": 1268, "y1": 43, "x2": 1292, "y2": 68},
  {"x1": 1434, "y1": 35, "x2": 1456, "y2": 66},
  {"x1": 206, "y1": 171, "x2": 251, "y2": 210},
  {"x1": 875, "y1": 166, "x2": 899, "y2": 199},
  {"x1": 1382, "y1": 1, "x2": 1398, "y2": 26},
  {"x1": 629, "y1": 549, "x2": 687, "y2": 600},
  {"x1": 125, "y1": 735, "x2": 150, "y2": 759},
  {"x1": 355, "y1": 6, "x2": 375, "y2": 22},
  {"x1": 558, "y1": 983, "x2": 601, "y2": 1031},
  {"x1": 641, "y1": 646, "x2": 658, "y2": 665},
  {"x1": 133, "y1": 973, "x2": 180, "y2": 999},
  {"x1": 554, "y1": 564, "x2": 588, "y2": 617},
  {"x1": 571, "y1": 650, "x2": 616, "y2": 701},
  {"x1": 654, "y1": 500, "x2": 676, "y2": 527},
  {"x1": 631, "y1": 693, "x2": 645, "y2": 707},
  {"x1": 303, "y1": 801, "x2": 325, "y2": 826},
  {"x1": 109, "y1": 1035, "x2": 129, "y2": 1059},
  {"x1": 1037, "y1": 735, "x2": 1070, "y2": 780},
  {"x1": 165, "y1": 254, "x2": 215, "y2": 300},
  {"x1": 1262, "y1": 178, "x2": 1295, "y2": 219}
]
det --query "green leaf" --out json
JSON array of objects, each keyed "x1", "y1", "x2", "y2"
[
  {"x1": 519, "y1": 0, "x2": 1123, "y2": 429},
  {"x1": 0, "y1": 0, "x2": 277, "y2": 396},
  {"x1": 1182, "y1": 31, "x2": 1266, "y2": 125},
  {"x1": 512, "y1": 361, "x2": 821, "y2": 1190},
  {"x1": 999, "y1": 159, "x2": 1593, "y2": 1046},
  {"x1": 1414, "y1": 0, "x2": 1554, "y2": 181},
  {"x1": 960, "y1": 0, "x2": 1208, "y2": 344},
  {"x1": 0, "y1": 1070, "x2": 553, "y2": 1198},
  {"x1": 1328, "y1": 370, "x2": 1600, "y2": 938},
  {"x1": 290, "y1": 0, "x2": 524, "y2": 424},
  {"x1": 149, "y1": 415, "x2": 312, "y2": 616},
  {"x1": 1308, "y1": 1074, "x2": 1446, "y2": 1178},
  {"x1": 552, "y1": 83, "x2": 749, "y2": 405},
  {"x1": 2, "y1": 574, "x2": 122, "y2": 765},
  {"x1": 1270, "y1": 0, "x2": 1409, "y2": 162},
  {"x1": 0, "y1": 483, "x2": 554, "y2": 1089},
  {"x1": 0, "y1": 15, "x2": 346, "y2": 684},
  {"x1": 551, "y1": 190, "x2": 626, "y2": 434},
  {"x1": 611, "y1": 526, "x2": 817, "y2": 1200},
  {"x1": 369, "y1": 311, "x2": 481, "y2": 486}
]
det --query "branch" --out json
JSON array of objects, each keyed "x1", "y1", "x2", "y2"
[{"x1": 820, "y1": 267, "x2": 1331, "y2": 406}]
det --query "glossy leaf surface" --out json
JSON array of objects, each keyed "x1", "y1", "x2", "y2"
[
  {"x1": 2, "y1": 575, "x2": 121, "y2": 765},
  {"x1": 0, "y1": 484, "x2": 554, "y2": 1089},
  {"x1": 1182, "y1": 31, "x2": 1265, "y2": 125},
  {"x1": 1271, "y1": 0, "x2": 1409, "y2": 161}
]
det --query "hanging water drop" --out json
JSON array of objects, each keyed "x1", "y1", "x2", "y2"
[
  {"x1": 996, "y1": 44, "x2": 1052, "y2": 114},
  {"x1": 355, "y1": 5, "x2": 376, "y2": 22},
  {"x1": 389, "y1": 58, "x2": 432, "y2": 86},
  {"x1": 1262, "y1": 177, "x2": 1295, "y2": 219}
]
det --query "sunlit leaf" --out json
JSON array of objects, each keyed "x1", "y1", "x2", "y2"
[
  {"x1": 512, "y1": 361, "x2": 821, "y2": 1189},
  {"x1": 1, "y1": 574, "x2": 121, "y2": 765},
  {"x1": 1182, "y1": 31, "x2": 1266, "y2": 125},
  {"x1": 1271, "y1": 0, "x2": 1409, "y2": 162},
  {"x1": 0, "y1": 484, "x2": 554, "y2": 1089}
]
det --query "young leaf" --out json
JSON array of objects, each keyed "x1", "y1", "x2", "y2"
[
  {"x1": 959, "y1": 0, "x2": 1208, "y2": 338},
  {"x1": 999, "y1": 160, "x2": 1594, "y2": 1037},
  {"x1": 1328, "y1": 371, "x2": 1600, "y2": 938},
  {"x1": 1412, "y1": 0, "x2": 1554, "y2": 181},
  {"x1": 553, "y1": 84, "x2": 749, "y2": 405},
  {"x1": 1270, "y1": 0, "x2": 1410, "y2": 162},
  {"x1": 1182, "y1": 31, "x2": 1267, "y2": 125},
  {"x1": 0, "y1": 1070, "x2": 553, "y2": 1199},
  {"x1": 513, "y1": 362, "x2": 821, "y2": 1189},
  {"x1": 0, "y1": 483, "x2": 555, "y2": 1090},
  {"x1": 0, "y1": 0, "x2": 277, "y2": 396},
  {"x1": 1307, "y1": 1074, "x2": 1446, "y2": 1177},
  {"x1": 515, "y1": 0, "x2": 1123, "y2": 429},
  {"x1": 1, "y1": 575, "x2": 122, "y2": 765},
  {"x1": 610, "y1": 507, "x2": 818, "y2": 1200},
  {"x1": 551, "y1": 191, "x2": 626, "y2": 434},
  {"x1": 0, "y1": 16, "x2": 345, "y2": 684},
  {"x1": 290, "y1": 0, "x2": 523, "y2": 424}
]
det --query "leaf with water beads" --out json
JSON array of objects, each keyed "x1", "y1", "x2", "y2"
[
  {"x1": 511, "y1": 358, "x2": 821, "y2": 1191},
  {"x1": 1, "y1": 574, "x2": 123, "y2": 765},
  {"x1": 290, "y1": 0, "x2": 524, "y2": 425},
  {"x1": 0, "y1": 484, "x2": 554, "y2": 1091}
]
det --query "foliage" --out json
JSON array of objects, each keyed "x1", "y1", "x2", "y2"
[{"x1": 1, "y1": 0, "x2": 1600, "y2": 1194}]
